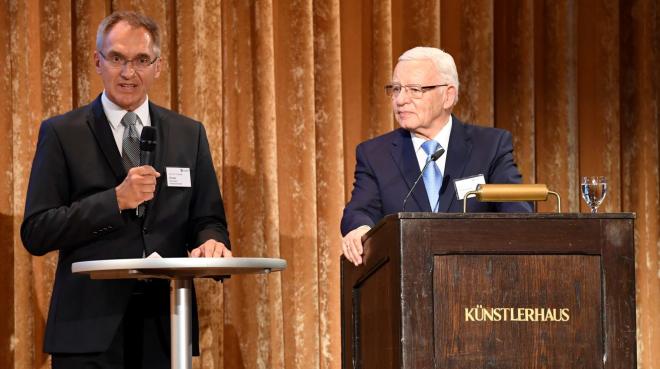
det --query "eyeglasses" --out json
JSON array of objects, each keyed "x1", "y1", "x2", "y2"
[
  {"x1": 384, "y1": 83, "x2": 448, "y2": 99},
  {"x1": 98, "y1": 51, "x2": 159, "y2": 70}
]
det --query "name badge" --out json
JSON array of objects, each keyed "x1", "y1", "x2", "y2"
[
  {"x1": 454, "y1": 174, "x2": 486, "y2": 200},
  {"x1": 166, "y1": 167, "x2": 192, "y2": 187}
]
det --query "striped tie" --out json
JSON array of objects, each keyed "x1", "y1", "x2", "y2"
[{"x1": 121, "y1": 111, "x2": 140, "y2": 170}]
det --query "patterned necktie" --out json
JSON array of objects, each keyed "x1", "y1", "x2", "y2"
[
  {"x1": 121, "y1": 112, "x2": 140, "y2": 170},
  {"x1": 421, "y1": 140, "x2": 443, "y2": 212}
]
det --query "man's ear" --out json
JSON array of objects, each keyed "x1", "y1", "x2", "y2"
[
  {"x1": 153, "y1": 57, "x2": 162, "y2": 78},
  {"x1": 444, "y1": 85, "x2": 458, "y2": 109},
  {"x1": 94, "y1": 51, "x2": 102, "y2": 74}
]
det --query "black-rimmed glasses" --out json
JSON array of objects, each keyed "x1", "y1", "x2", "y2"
[{"x1": 385, "y1": 83, "x2": 448, "y2": 99}]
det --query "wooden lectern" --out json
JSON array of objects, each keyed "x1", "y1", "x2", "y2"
[{"x1": 340, "y1": 213, "x2": 636, "y2": 369}]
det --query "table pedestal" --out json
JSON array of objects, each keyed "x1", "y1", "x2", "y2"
[{"x1": 171, "y1": 278, "x2": 192, "y2": 369}]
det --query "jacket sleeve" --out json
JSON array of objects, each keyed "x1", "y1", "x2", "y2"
[
  {"x1": 21, "y1": 120, "x2": 125, "y2": 256},
  {"x1": 487, "y1": 130, "x2": 533, "y2": 213},
  {"x1": 187, "y1": 123, "x2": 231, "y2": 249},
  {"x1": 340, "y1": 143, "x2": 384, "y2": 235}
]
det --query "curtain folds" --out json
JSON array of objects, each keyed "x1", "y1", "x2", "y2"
[{"x1": 2, "y1": 0, "x2": 658, "y2": 368}]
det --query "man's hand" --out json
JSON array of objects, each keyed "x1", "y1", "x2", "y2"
[
  {"x1": 190, "y1": 239, "x2": 232, "y2": 258},
  {"x1": 115, "y1": 166, "x2": 160, "y2": 210},
  {"x1": 342, "y1": 225, "x2": 371, "y2": 266}
]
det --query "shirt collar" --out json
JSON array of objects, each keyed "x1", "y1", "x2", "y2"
[
  {"x1": 101, "y1": 91, "x2": 151, "y2": 129},
  {"x1": 411, "y1": 115, "x2": 452, "y2": 153}
]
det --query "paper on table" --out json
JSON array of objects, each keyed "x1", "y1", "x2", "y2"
[{"x1": 146, "y1": 251, "x2": 162, "y2": 259}]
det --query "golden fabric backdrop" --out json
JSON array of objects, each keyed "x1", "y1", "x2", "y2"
[{"x1": 1, "y1": 0, "x2": 658, "y2": 368}]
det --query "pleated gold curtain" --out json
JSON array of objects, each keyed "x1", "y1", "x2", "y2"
[{"x1": 1, "y1": 1, "x2": 658, "y2": 369}]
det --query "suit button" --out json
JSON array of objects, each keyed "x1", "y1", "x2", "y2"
[{"x1": 142, "y1": 227, "x2": 148, "y2": 234}]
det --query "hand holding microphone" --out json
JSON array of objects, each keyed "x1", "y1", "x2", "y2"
[{"x1": 115, "y1": 126, "x2": 158, "y2": 213}]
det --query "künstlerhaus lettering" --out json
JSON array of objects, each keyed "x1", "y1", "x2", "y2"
[{"x1": 464, "y1": 305, "x2": 570, "y2": 322}]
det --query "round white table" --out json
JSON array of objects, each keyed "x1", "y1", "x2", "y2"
[{"x1": 73, "y1": 257, "x2": 287, "y2": 369}]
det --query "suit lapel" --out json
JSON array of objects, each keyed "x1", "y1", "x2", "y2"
[
  {"x1": 438, "y1": 117, "x2": 471, "y2": 212},
  {"x1": 149, "y1": 103, "x2": 168, "y2": 177},
  {"x1": 87, "y1": 96, "x2": 126, "y2": 182},
  {"x1": 390, "y1": 128, "x2": 431, "y2": 212}
]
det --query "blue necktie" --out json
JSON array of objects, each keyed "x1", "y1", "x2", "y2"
[{"x1": 421, "y1": 140, "x2": 443, "y2": 212}]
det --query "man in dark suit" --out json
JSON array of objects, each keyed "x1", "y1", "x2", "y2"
[
  {"x1": 341, "y1": 47, "x2": 531, "y2": 266},
  {"x1": 21, "y1": 11, "x2": 230, "y2": 368}
]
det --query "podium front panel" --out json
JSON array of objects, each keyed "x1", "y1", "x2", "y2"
[{"x1": 434, "y1": 254, "x2": 602, "y2": 369}]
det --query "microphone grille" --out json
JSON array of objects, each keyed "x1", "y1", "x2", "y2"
[
  {"x1": 431, "y1": 147, "x2": 445, "y2": 161},
  {"x1": 140, "y1": 126, "x2": 157, "y2": 151},
  {"x1": 141, "y1": 126, "x2": 156, "y2": 141}
]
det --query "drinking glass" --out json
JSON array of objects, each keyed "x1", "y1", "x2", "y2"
[{"x1": 581, "y1": 176, "x2": 607, "y2": 213}]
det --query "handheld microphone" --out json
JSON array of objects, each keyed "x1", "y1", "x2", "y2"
[
  {"x1": 402, "y1": 147, "x2": 445, "y2": 211},
  {"x1": 137, "y1": 126, "x2": 157, "y2": 217},
  {"x1": 139, "y1": 126, "x2": 157, "y2": 166}
]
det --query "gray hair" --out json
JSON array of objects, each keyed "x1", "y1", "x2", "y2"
[
  {"x1": 96, "y1": 11, "x2": 161, "y2": 57},
  {"x1": 398, "y1": 47, "x2": 460, "y2": 105}
]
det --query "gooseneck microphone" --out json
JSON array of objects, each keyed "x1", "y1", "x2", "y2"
[
  {"x1": 137, "y1": 126, "x2": 157, "y2": 217},
  {"x1": 402, "y1": 147, "x2": 445, "y2": 212}
]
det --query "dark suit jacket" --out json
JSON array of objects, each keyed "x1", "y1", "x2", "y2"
[
  {"x1": 21, "y1": 95, "x2": 230, "y2": 353},
  {"x1": 341, "y1": 116, "x2": 532, "y2": 235}
]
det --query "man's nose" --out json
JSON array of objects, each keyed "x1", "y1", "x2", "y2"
[{"x1": 119, "y1": 62, "x2": 137, "y2": 78}]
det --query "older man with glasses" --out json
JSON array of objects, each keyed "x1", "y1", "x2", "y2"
[
  {"x1": 21, "y1": 11, "x2": 231, "y2": 368},
  {"x1": 341, "y1": 47, "x2": 532, "y2": 266}
]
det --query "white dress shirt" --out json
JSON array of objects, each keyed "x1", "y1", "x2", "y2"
[
  {"x1": 101, "y1": 91, "x2": 152, "y2": 154},
  {"x1": 411, "y1": 115, "x2": 452, "y2": 175}
]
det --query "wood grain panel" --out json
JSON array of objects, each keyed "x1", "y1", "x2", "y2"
[
  {"x1": 354, "y1": 260, "x2": 395, "y2": 369},
  {"x1": 601, "y1": 219, "x2": 637, "y2": 369},
  {"x1": 434, "y1": 255, "x2": 602, "y2": 369},
  {"x1": 341, "y1": 215, "x2": 400, "y2": 369},
  {"x1": 343, "y1": 214, "x2": 635, "y2": 369}
]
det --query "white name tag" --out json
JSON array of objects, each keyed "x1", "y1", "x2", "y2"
[
  {"x1": 166, "y1": 167, "x2": 192, "y2": 187},
  {"x1": 454, "y1": 174, "x2": 486, "y2": 200}
]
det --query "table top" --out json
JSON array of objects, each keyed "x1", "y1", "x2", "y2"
[{"x1": 72, "y1": 257, "x2": 287, "y2": 280}]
